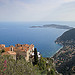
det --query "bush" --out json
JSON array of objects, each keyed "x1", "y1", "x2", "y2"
[{"x1": 0, "y1": 55, "x2": 40, "y2": 75}]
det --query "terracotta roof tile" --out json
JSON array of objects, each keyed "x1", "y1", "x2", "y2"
[
  {"x1": 8, "y1": 51, "x2": 16, "y2": 55},
  {"x1": 25, "y1": 44, "x2": 30, "y2": 47},
  {"x1": 5, "y1": 47, "x2": 10, "y2": 51}
]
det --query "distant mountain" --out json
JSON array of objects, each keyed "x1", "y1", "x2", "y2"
[
  {"x1": 55, "y1": 28, "x2": 75, "y2": 45},
  {"x1": 30, "y1": 24, "x2": 73, "y2": 29}
]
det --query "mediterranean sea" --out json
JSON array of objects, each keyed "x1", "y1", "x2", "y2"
[{"x1": 0, "y1": 21, "x2": 75, "y2": 57}]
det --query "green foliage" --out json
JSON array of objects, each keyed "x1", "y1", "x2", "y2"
[
  {"x1": 1, "y1": 49, "x2": 5, "y2": 53},
  {"x1": 34, "y1": 48, "x2": 38, "y2": 65},
  {"x1": 0, "y1": 55, "x2": 40, "y2": 75},
  {"x1": 0, "y1": 55, "x2": 57, "y2": 75},
  {"x1": 37, "y1": 57, "x2": 56, "y2": 75},
  {"x1": 56, "y1": 28, "x2": 75, "y2": 44},
  {"x1": 38, "y1": 57, "x2": 46, "y2": 70},
  {"x1": 50, "y1": 69, "x2": 55, "y2": 75},
  {"x1": 16, "y1": 53, "x2": 25, "y2": 60},
  {"x1": 47, "y1": 69, "x2": 55, "y2": 75}
]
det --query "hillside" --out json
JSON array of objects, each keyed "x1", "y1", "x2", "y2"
[
  {"x1": 54, "y1": 28, "x2": 75, "y2": 75},
  {"x1": 55, "y1": 28, "x2": 75, "y2": 45},
  {"x1": 56, "y1": 56, "x2": 75, "y2": 75}
]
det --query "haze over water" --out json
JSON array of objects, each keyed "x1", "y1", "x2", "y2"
[{"x1": 0, "y1": 21, "x2": 75, "y2": 57}]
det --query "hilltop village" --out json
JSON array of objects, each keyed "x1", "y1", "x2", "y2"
[
  {"x1": 0, "y1": 44, "x2": 59, "y2": 75},
  {"x1": 0, "y1": 44, "x2": 41, "y2": 61}
]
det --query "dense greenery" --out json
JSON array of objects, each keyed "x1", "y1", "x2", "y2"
[
  {"x1": 47, "y1": 69, "x2": 55, "y2": 75},
  {"x1": 0, "y1": 55, "x2": 40, "y2": 75},
  {"x1": 0, "y1": 52, "x2": 59, "y2": 75},
  {"x1": 55, "y1": 28, "x2": 75, "y2": 44},
  {"x1": 56, "y1": 56, "x2": 75, "y2": 75},
  {"x1": 37, "y1": 57, "x2": 59, "y2": 75}
]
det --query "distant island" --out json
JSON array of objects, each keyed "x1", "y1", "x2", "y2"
[{"x1": 30, "y1": 24, "x2": 73, "y2": 29}]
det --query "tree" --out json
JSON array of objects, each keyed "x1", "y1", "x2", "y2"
[
  {"x1": 50, "y1": 69, "x2": 55, "y2": 75},
  {"x1": 38, "y1": 57, "x2": 46, "y2": 70},
  {"x1": 1, "y1": 49, "x2": 5, "y2": 53},
  {"x1": 47, "y1": 69, "x2": 55, "y2": 75},
  {"x1": 34, "y1": 48, "x2": 38, "y2": 65}
]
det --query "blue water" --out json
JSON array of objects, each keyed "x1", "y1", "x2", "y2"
[{"x1": 0, "y1": 21, "x2": 75, "y2": 57}]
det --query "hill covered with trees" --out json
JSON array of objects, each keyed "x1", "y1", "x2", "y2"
[
  {"x1": 55, "y1": 28, "x2": 75, "y2": 45},
  {"x1": 54, "y1": 28, "x2": 75, "y2": 75}
]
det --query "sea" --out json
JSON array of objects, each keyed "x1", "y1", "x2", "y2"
[{"x1": 0, "y1": 21, "x2": 75, "y2": 57}]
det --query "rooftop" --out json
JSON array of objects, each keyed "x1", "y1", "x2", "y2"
[{"x1": 2, "y1": 51, "x2": 16, "y2": 55}]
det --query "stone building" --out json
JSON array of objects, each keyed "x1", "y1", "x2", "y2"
[
  {"x1": 0, "y1": 44, "x2": 34, "y2": 61},
  {"x1": 2, "y1": 51, "x2": 16, "y2": 60}
]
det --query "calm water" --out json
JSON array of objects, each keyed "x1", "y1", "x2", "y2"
[{"x1": 0, "y1": 21, "x2": 75, "y2": 57}]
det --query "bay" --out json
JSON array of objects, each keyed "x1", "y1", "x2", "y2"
[{"x1": 0, "y1": 21, "x2": 75, "y2": 57}]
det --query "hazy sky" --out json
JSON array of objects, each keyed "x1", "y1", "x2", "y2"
[{"x1": 0, "y1": 0, "x2": 75, "y2": 22}]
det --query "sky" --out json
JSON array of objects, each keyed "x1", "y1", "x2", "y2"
[{"x1": 0, "y1": 0, "x2": 75, "y2": 22}]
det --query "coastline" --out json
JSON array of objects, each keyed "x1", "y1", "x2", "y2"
[
  {"x1": 51, "y1": 46, "x2": 63, "y2": 58},
  {"x1": 56, "y1": 46, "x2": 63, "y2": 54}
]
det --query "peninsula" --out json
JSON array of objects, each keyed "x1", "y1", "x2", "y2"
[
  {"x1": 30, "y1": 24, "x2": 73, "y2": 29},
  {"x1": 53, "y1": 28, "x2": 75, "y2": 75}
]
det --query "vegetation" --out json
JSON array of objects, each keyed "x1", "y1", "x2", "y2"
[
  {"x1": 37, "y1": 57, "x2": 59, "y2": 75},
  {"x1": 0, "y1": 55, "x2": 40, "y2": 75},
  {"x1": 33, "y1": 48, "x2": 58, "y2": 75},
  {"x1": 1, "y1": 49, "x2": 5, "y2": 53},
  {"x1": 0, "y1": 47, "x2": 60, "y2": 75},
  {"x1": 0, "y1": 54, "x2": 59, "y2": 75},
  {"x1": 55, "y1": 28, "x2": 75, "y2": 45},
  {"x1": 54, "y1": 28, "x2": 75, "y2": 75},
  {"x1": 47, "y1": 69, "x2": 55, "y2": 75},
  {"x1": 34, "y1": 48, "x2": 38, "y2": 65},
  {"x1": 56, "y1": 56, "x2": 75, "y2": 75}
]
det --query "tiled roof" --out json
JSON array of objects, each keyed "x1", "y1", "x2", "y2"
[
  {"x1": 30, "y1": 44, "x2": 34, "y2": 50},
  {"x1": 0, "y1": 45, "x2": 1, "y2": 48},
  {"x1": 25, "y1": 44, "x2": 30, "y2": 47},
  {"x1": 5, "y1": 47, "x2": 10, "y2": 51},
  {"x1": 8, "y1": 51, "x2": 16, "y2": 55},
  {"x1": 23, "y1": 47, "x2": 29, "y2": 51},
  {"x1": 2, "y1": 44, "x2": 34, "y2": 53}
]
